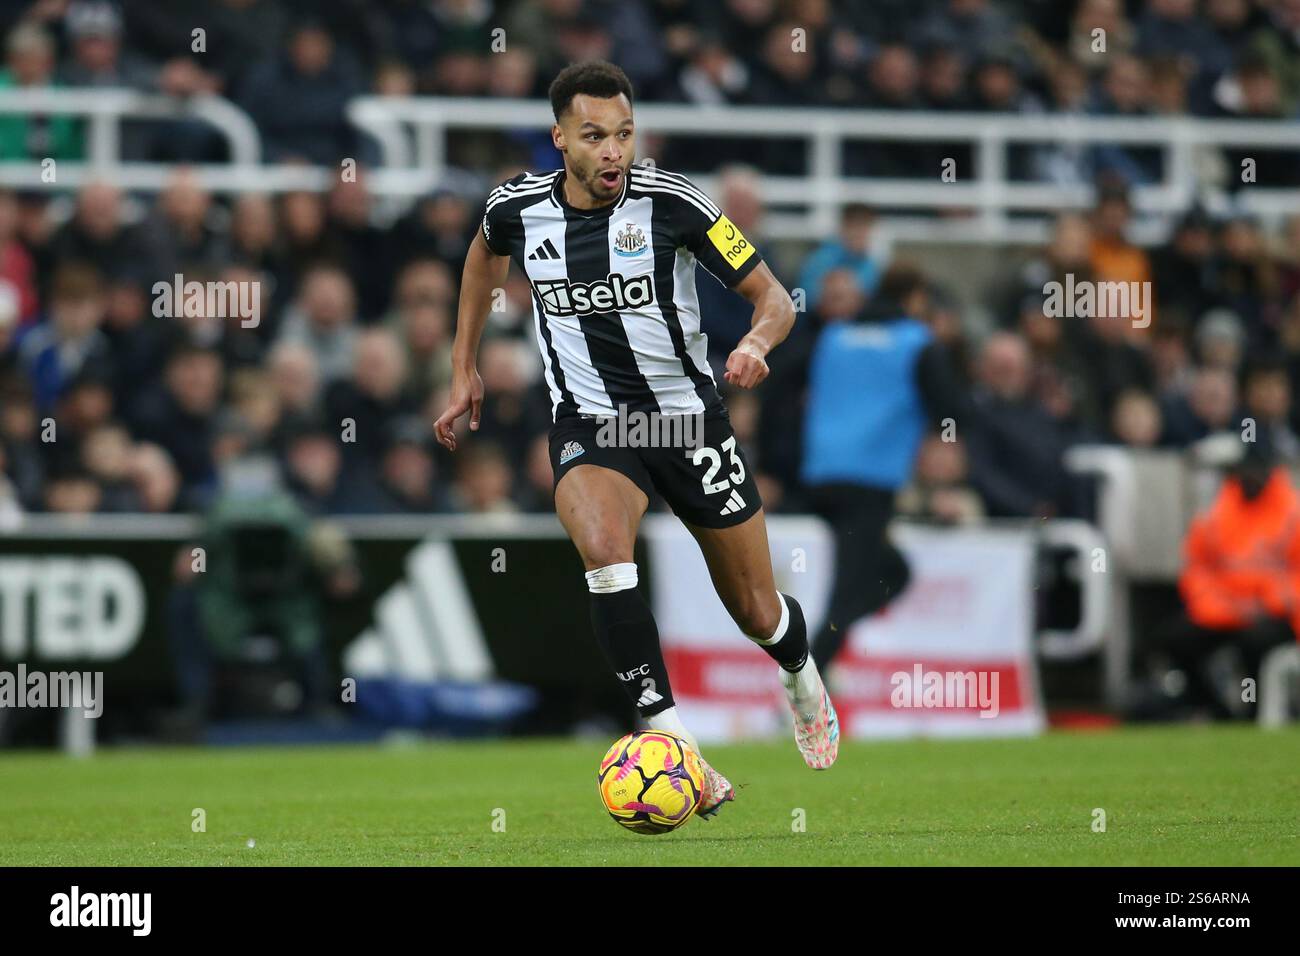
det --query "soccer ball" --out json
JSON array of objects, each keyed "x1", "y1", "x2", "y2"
[{"x1": 597, "y1": 730, "x2": 705, "y2": 834}]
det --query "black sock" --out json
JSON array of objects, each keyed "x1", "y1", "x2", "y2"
[
  {"x1": 589, "y1": 587, "x2": 675, "y2": 717},
  {"x1": 759, "y1": 592, "x2": 810, "y2": 673}
]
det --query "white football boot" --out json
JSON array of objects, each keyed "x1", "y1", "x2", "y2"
[{"x1": 780, "y1": 660, "x2": 840, "y2": 770}]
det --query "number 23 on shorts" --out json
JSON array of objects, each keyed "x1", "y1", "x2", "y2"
[{"x1": 692, "y1": 436, "x2": 746, "y2": 494}]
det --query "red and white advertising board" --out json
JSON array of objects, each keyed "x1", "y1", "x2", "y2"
[{"x1": 646, "y1": 515, "x2": 1045, "y2": 741}]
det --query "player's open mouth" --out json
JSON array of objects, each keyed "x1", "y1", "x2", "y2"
[{"x1": 599, "y1": 169, "x2": 621, "y2": 188}]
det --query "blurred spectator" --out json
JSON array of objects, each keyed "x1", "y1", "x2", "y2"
[
  {"x1": 1212, "y1": 50, "x2": 1300, "y2": 187},
  {"x1": 1135, "y1": 0, "x2": 1223, "y2": 81},
  {"x1": 1162, "y1": 365, "x2": 1238, "y2": 445},
  {"x1": 1204, "y1": 0, "x2": 1267, "y2": 94},
  {"x1": 1068, "y1": 0, "x2": 1136, "y2": 74},
  {"x1": 1017, "y1": 296, "x2": 1102, "y2": 433},
  {"x1": 966, "y1": 331, "x2": 1077, "y2": 518},
  {"x1": 17, "y1": 262, "x2": 113, "y2": 411},
  {"x1": 1195, "y1": 307, "x2": 1247, "y2": 369},
  {"x1": 100, "y1": 270, "x2": 168, "y2": 411},
  {"x1": 995, "y1": 211, "x2": 1094, "y2": 325},
  {"x1": 1246, "y1": 0, "x2": 1300, "y2": 114},
  {"x1": 221, "y1": 366, "x2": 282, "y2": 458},
  {"x1": 801, "y1": 263, "x2": 967, "y2": 670},
  {"x1": 1088, "y1": 180, "x2": 1154, "y2": 328},
  {"x1": 896, "y1": 435, "x2": 985, "y2": 525},
  {"x1": 58, "y1": 1, "x2": 153, "y2": 90},
  {"x1": 0, "y1": 23, "x2": 81, "y2": 160},
  {"x1": 0, "y1": 439, "x2": 21, "y2": 528},
  {"x1": 1242, "y1": 356, "x2": 1300, "y2": 459},
  {"x1": 1145, "y1": 439, "x2": 1300, "y2": 717},
  {"x1": 326, "y1": 172, "x2": 392, "y2": 319},
  {"x1": 128, "y1": 343, "x2": 223, "y2": 502},
  {"x1": 749, "y1": 19, "x2": 829, "y2": 107},
  {"x1": 128, "y1": 442, "x2": 181, "y2": 513},
  {"x1": 323, "y1": 327, "x2": 419, "y2": 468},
  {"x1": 44, "y1": 467, "x2": 100, "y2": 513},
  {"x1": 386, "y1": 259, "x2": 454, "y2": 402},
  {"x1": 472, "y1": 336, "x2": 546, "y2": 468},
  {"x1": 281, "y1": 416, "x2": 365, "y2": 515},
  {"x1": 1072, "y1": 304, "x2": 1158, "y2": 422},
  {"x1": 1148, "y1": 54, "x2": 1192, "y2": 114},
  {"x1": 518, "y1": 432, "x2": 556, "y2": 512},
  {"x1": 797, "y1": 203, "x2": 883, "y2": 314},
  {"x1": 275, "y1": 264, "x2": 359, "y2": 385},
  {"x1": 918, "y1": 42, "x2": 970, "y2": 112},
  {"x1": 374, "y1": 415, "x2": 448, "y2": 513},
  {"x1": 1089, "y1": 55, "x2": 1163, "y2": 184},
  {"x1": 970, "y1": 49, "x2": 1042, "y2": 116},
  {"x1": 81, "y1": 421, "x2": 140, "y2": 511},
  {"x1": 0, "y1": 375, "x2": 42, "y2": 508},
  {"x1": 50, "y1": 182, "x2": 147, "y2": 279},
  {"x1": 141, "y1": 170, "x2": 229, "y2": 278},
  {"x1": 676, "y1": 31, "x2": 753, "y2": 106},
  {"x1": 236, "y1": 21, "x2": 364, "y2": 164},
  {"x1": 696, "y1": 165, "x2": 779, "y2": 359},
  {"x1": 1109, "y1": 388, "x2": 1163, "y2": 447},
  {"x1": 845, "y1": 45, "x2": 928, "y2": 179},
  {"x1": 1151, "y1": 310, "x2": 1195, "y2": 396},
  {"x1": 1152, "y1": 207, "x2": 1218, "y2": 322},
  {"x1": 0, "y1": 278, "x2": 18, "y2": 378},
  {"x1": 1216, "y1": 216, "x2": 1282, "y2": 343},
  {"x1": 390, "y1": 189, "x2": 476, "y2": 274},
  {"x1": 913, "y1": 0, "x2": 1017, "y2": 64},
  {"x1": 54, "y1": 367, "x2": 115, "y2": 453},
  {"x1": 449, "y1": 441, "x2": 520, "y2": 513},
  {"x1": 756, "y1": 266, "x2": 869, "y2": 499},
  {"x1": 277, "y1": 190, "x2": 340, "y2": 294},
  {"x1": 0, "y1": 190, "x2": 38, "y2": 323},
  {"x1": 267, "y1": 340, "x2": 321, "y2": 421}
]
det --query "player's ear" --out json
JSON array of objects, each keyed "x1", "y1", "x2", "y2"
[{"x1": 552, "y1": 123, "x2": 565, "y2": 153}]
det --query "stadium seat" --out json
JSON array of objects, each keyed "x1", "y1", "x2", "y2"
[{"x1": 1259, "y1": 644, "x2": 1300, "y2": 728}]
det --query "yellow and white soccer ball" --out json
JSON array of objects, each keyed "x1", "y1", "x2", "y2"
[{"x1": 597, "y1": 730, "x2": 705, "y2": 834}]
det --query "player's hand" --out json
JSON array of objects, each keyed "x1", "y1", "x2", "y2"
[
  {"x1": 723, "y1": 342, "x2": 769, "y2": 389},
  {"x1": 433, "y1": 368, "x2": 484, "y2": 451}
]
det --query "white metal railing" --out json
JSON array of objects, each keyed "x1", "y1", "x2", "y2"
[
  {"x1": 0, "y1": 88, "x2": 261, "y2": 168},
  {"x1": 0, "y1": 90, "x2": 1297, "y2": 246},
  {"x1": 349, "y1": 97, "x2": 1300, "y2": 244}
]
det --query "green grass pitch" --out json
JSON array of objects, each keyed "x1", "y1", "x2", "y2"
[{"x1": 2, "y1": 725, "x2": 1297, "y2": 865}]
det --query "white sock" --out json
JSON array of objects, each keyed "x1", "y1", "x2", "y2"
[
  {"x1": 645, "y1": 706, "x2": 702, "y2": 759},
  {"x1": 780, "y1": 658, "x2": 822, "y2": 709}
]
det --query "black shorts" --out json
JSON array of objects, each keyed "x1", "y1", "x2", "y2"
[{"x1": 549, "y1": 412, "x2": 763, "y2": 529}]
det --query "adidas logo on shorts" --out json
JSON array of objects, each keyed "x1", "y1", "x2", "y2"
[
  {"x1": 559, "y1": 440, "x2": 586, "y2": 465},
  {"x1": 718, "y1": 488, "x2": 747, "y2": 516}
]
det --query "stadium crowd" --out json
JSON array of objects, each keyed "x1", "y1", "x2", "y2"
[{"x1": 1, "y1": 0, "x2": 1300, "y2": 526}]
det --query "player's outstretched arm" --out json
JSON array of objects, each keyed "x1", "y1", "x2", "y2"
[
  {"x1": 724, "y1": 261, "x2": 796, "y2": 390},
  {"x1": 434, "y1": 229, "x2": 510, "y2": 451}
]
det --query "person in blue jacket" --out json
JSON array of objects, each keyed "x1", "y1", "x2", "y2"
[{"x1": 801, "y1": 262, "x2": 969, "y2": 671}]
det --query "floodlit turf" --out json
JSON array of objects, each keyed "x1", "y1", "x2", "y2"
[{"x1": 1, "y1": 725, "x2": 1297, "y2": 866}]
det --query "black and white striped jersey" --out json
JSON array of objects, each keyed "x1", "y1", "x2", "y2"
[{"x1": 480, "y1": 165, "x2": 763, "y2": 422}]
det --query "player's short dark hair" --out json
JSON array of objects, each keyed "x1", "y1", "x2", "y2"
[{"x1": 549, "y1": 60, "x2": 634, "y2": 121}]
